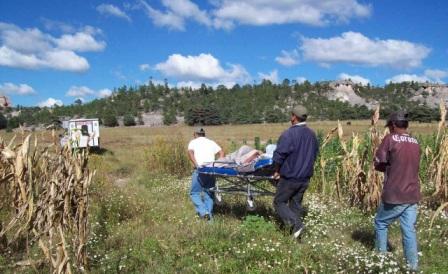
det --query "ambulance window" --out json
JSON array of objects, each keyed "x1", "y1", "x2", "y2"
[{"x1": 81, "y1": 125, "x2": 89, "y2": 136}]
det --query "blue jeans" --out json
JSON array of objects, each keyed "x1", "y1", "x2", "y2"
[
  {"x1": 374, "y1": 202, "x2": 418, "y2": 271},
  {"x1": 190, "y1": 170, "x2": 216, "y2": 217}
]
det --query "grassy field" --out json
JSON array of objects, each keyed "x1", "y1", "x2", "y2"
[
  {"x1": 98, "y1": 120, "x2": 439, "y2": 147},
  {"x1": 1, "y1": 121, "x2": 447, "y2": 273},
  {"x1": 93, "y1": 122, "x2": 446, "y2": 273}
]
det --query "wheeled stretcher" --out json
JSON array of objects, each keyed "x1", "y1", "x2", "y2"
[{"x1": 197, "y1": 158, "x2": 276, "y2": 210}]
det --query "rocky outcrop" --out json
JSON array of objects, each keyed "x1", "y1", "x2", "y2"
[
  {"x1": 325, "y1": 81, "x2": 376, "y2": 109},
  {"x1": 410, "y1": 86, "x2": 448, "y2": 107}
]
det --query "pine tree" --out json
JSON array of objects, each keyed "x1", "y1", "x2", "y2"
[
  {"x1": 123, "y1": 114, "x2": 136, "y2": 126},
  {"x1": 0, "y1": 113, "x2": 7, "y2": 129}
]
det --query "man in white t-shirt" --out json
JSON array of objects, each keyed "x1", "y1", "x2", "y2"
[{"x1": 188, "y1": 128, "x2": 224, "y2": 220}]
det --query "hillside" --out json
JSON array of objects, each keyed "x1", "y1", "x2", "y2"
[{"x1": 1, "y1": 80, "x2": 446, "y2": 130}]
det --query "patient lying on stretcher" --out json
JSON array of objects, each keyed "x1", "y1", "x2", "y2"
[
  {"x1": 220, "y1": 145, "x2": 261, "y2": 165},
  {"x1": 203, "y1": 144, "x2": 276, "y2": 172}
]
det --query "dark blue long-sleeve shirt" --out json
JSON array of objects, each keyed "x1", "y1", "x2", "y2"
[{"x1": 273, "y1": 123, "x2": 319, "y2": 182}]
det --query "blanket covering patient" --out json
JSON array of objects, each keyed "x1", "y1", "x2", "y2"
[
  {"x1": 205, "y1": 145, "x2": 275, "y2": 173},
  {"x1": 221, "y1": 145, "x2": 261, "y2": 165}
]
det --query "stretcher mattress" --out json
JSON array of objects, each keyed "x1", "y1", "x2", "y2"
[{"x1": 198, "y1": 158, "x2": 274, "y2": 176}]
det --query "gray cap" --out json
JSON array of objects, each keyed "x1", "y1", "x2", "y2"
[
  {"x1": 386, "y1": 111, "x2": 408, "y2": 126},
  {"x1": 194, "y1": 127, "x2": 205, "y2": 134},
  {"x1": 291, "y1": 105, "x2": 308, "y2": 118}
]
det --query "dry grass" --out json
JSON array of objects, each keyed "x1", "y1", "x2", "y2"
[
  {"x1": 145, "y1": 136, "x2": 191, "y2": 178},
  {"x1": 0, "y1": 134, "x2": 94, "y2": 273},
  {"x1": 0, "y1": 119, "x2": 439, "y2": 150}
]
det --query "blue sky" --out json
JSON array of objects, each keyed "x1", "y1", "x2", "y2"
[{"x1": 0, "y1": 0, "x2": 447, "y2": 107}]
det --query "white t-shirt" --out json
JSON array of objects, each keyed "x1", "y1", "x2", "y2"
[{"x1": 188, "y1": 137, "x2": 221, "y2": 166}]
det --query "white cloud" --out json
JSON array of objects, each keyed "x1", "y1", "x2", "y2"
[
  {"x1": 0, "y1": 46, "x2": 46, "y2": 69},
  {"x1": 66, "y1": 86, "x2": 96, "y2": 97},
  {"x1": 38, "y1": 97, "x2": 63, "y2": 108},
  {"x1": 55, "y1": 31, "x2": 106, "y2": 52},
  {"x1": 67, "y1": 86, "x2": 113, "y2": 98},
  {"x1": 177, "y1": 81, "x2": 203, "y2": 89},
  {"x1": 275, "y1": 49, "x2": 299, "y2": 66},
  {"x1": 97, "y1": 4, "x2": 131, "y2": 21},
  {"x1": 296, "y1": 77, "x2": 307, "y2": 84},
  {"x1": 386, "y1": 69, "x2": 448, "y2": 84},
  {"x1": 0, "y1": 22, "x2": 105, "y2": 72},
  {"x1": 139, "y1": 0, "x2": 370, "y2": 30},
  {"x1": 338, "y1": 73, "x2": 370, "y2": 86},
  {"x1": 139, "y1": 0, "x2": 213, "y2": 31},
  {"x1": 139, "y1": 63, "x2": 150, "y2": 71},
  {"x1": 161, "y1": 0, "x2": 212, "y2": 26},
  {"x1": 98, "y1": 88, "x2": 112, "y2": 98},
  {"x1": 212, "y1": 0, "x2": 371, "y2": 28},
  {"x1": 43, "y1": 50, "x2": 90, "y2": 71},
  {"x1": 155, "y1": 53, "x2": 249, "y2": 83},
  {"x1": 301, "y1": 32, "x2": 430, "y2": 69},
  {"x1": 258, "y1": 70, "x2": 279, "y2": 83},
  {"x1": 386, "y1": 74, "x2": 431, "y2": 84},
  {"x1": 424, "y1": 69, "x2": 448, "y2": 83},
  {"x1": 0, "y1": 82, "x2": 36, "y2": 95},
  {"x1": 139, "y1": 0, "x2": 186, "y2": 31}
]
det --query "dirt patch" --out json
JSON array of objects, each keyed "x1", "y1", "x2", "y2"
[{"x1": 114, "y1": 178, "x2": 130, "y2": 188}]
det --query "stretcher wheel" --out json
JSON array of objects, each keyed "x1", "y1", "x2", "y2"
[
  {"x1": 215, "y1": 193, "x2": 223, "y2": 205},
  {"x1": 246, "y1": 198, "x2": 256, "y2": 211}
]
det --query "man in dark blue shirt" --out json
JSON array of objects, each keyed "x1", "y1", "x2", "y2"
[{"x1": 273, "y1": 105, "x2": 319, "y2": 239}]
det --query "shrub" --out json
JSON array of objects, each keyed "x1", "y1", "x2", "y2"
[
  {"x1": 103, "y1": 113, "x2": 118, "y2": 127},
  {"x1": 185, "y1": 106, "x2": 221, "y2": 126},
  {"x1": 6, "y1": 116, "x2": 20, "y2": 129},
  {"x1": 123, "y1": 114, "x2": 136, "y2": 126},
  {"x1": 0, "y1": 113, "x2": 6, "y2": 129},
  {"x1": 163, "y1": 110, "x2": 177, "y2": 125},
  {"x1": 145, "y1": 136, "x2": 190, "y2": 177}
]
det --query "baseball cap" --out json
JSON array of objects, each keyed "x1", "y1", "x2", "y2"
[
  {"x1": 291, "y1": 105, "x2": 308, "y2": 118},
  {"x1": 194, "y1": 127, "x2": 205, "y2": 134},
  {"x1": 386, "y1": 111, "x2": 408, "y2": 126}
]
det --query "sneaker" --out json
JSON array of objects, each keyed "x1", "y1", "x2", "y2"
[
  {"x1": 203, "y1": 214, "x2": 211, "y2": 221},
  {"x1": 292, "y1": 225, "x2": 305, "y2": 239}
]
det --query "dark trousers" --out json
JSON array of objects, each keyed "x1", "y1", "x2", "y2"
[{"x1": 274, "y1": 178, "x2": 308, "y2": 230}]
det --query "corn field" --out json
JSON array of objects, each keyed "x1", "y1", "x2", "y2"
[
  {"x1": 0, "y1": 134, "x2": 94, "y2": 273},
  {"x1": 314, "y1": 100, "x2": 448, "y2": 212}
]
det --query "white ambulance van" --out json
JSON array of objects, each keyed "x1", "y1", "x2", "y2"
[{"x1": 67, "y1": 118, "x2": 100, "y2": 148}]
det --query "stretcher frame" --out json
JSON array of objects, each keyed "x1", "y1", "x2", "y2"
[{"x1": 198, "y1": 160, "x2": 276, "y2": 210}]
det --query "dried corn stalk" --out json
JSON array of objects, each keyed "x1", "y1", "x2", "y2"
[
  {"x1": 335, "y1": 106, "x2": 383, "y2": 211},
  {"x1": 364, "y1": 105, "x2": 384, "y2": 211},
  {"x1": 427, "y1": 100, "x2": 448, "y2": 204},
  {"x1": 0, "y1": 135, "x2": 94, "y2": 273}
]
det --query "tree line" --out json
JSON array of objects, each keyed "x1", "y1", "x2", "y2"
[{"x1": 0, "y1": 80, "x2": 442, "y2": 130}]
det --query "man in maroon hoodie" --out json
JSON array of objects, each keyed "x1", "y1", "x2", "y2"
[{"x1": 374, "y1": 111, "x2": 421, "y2": 272}]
